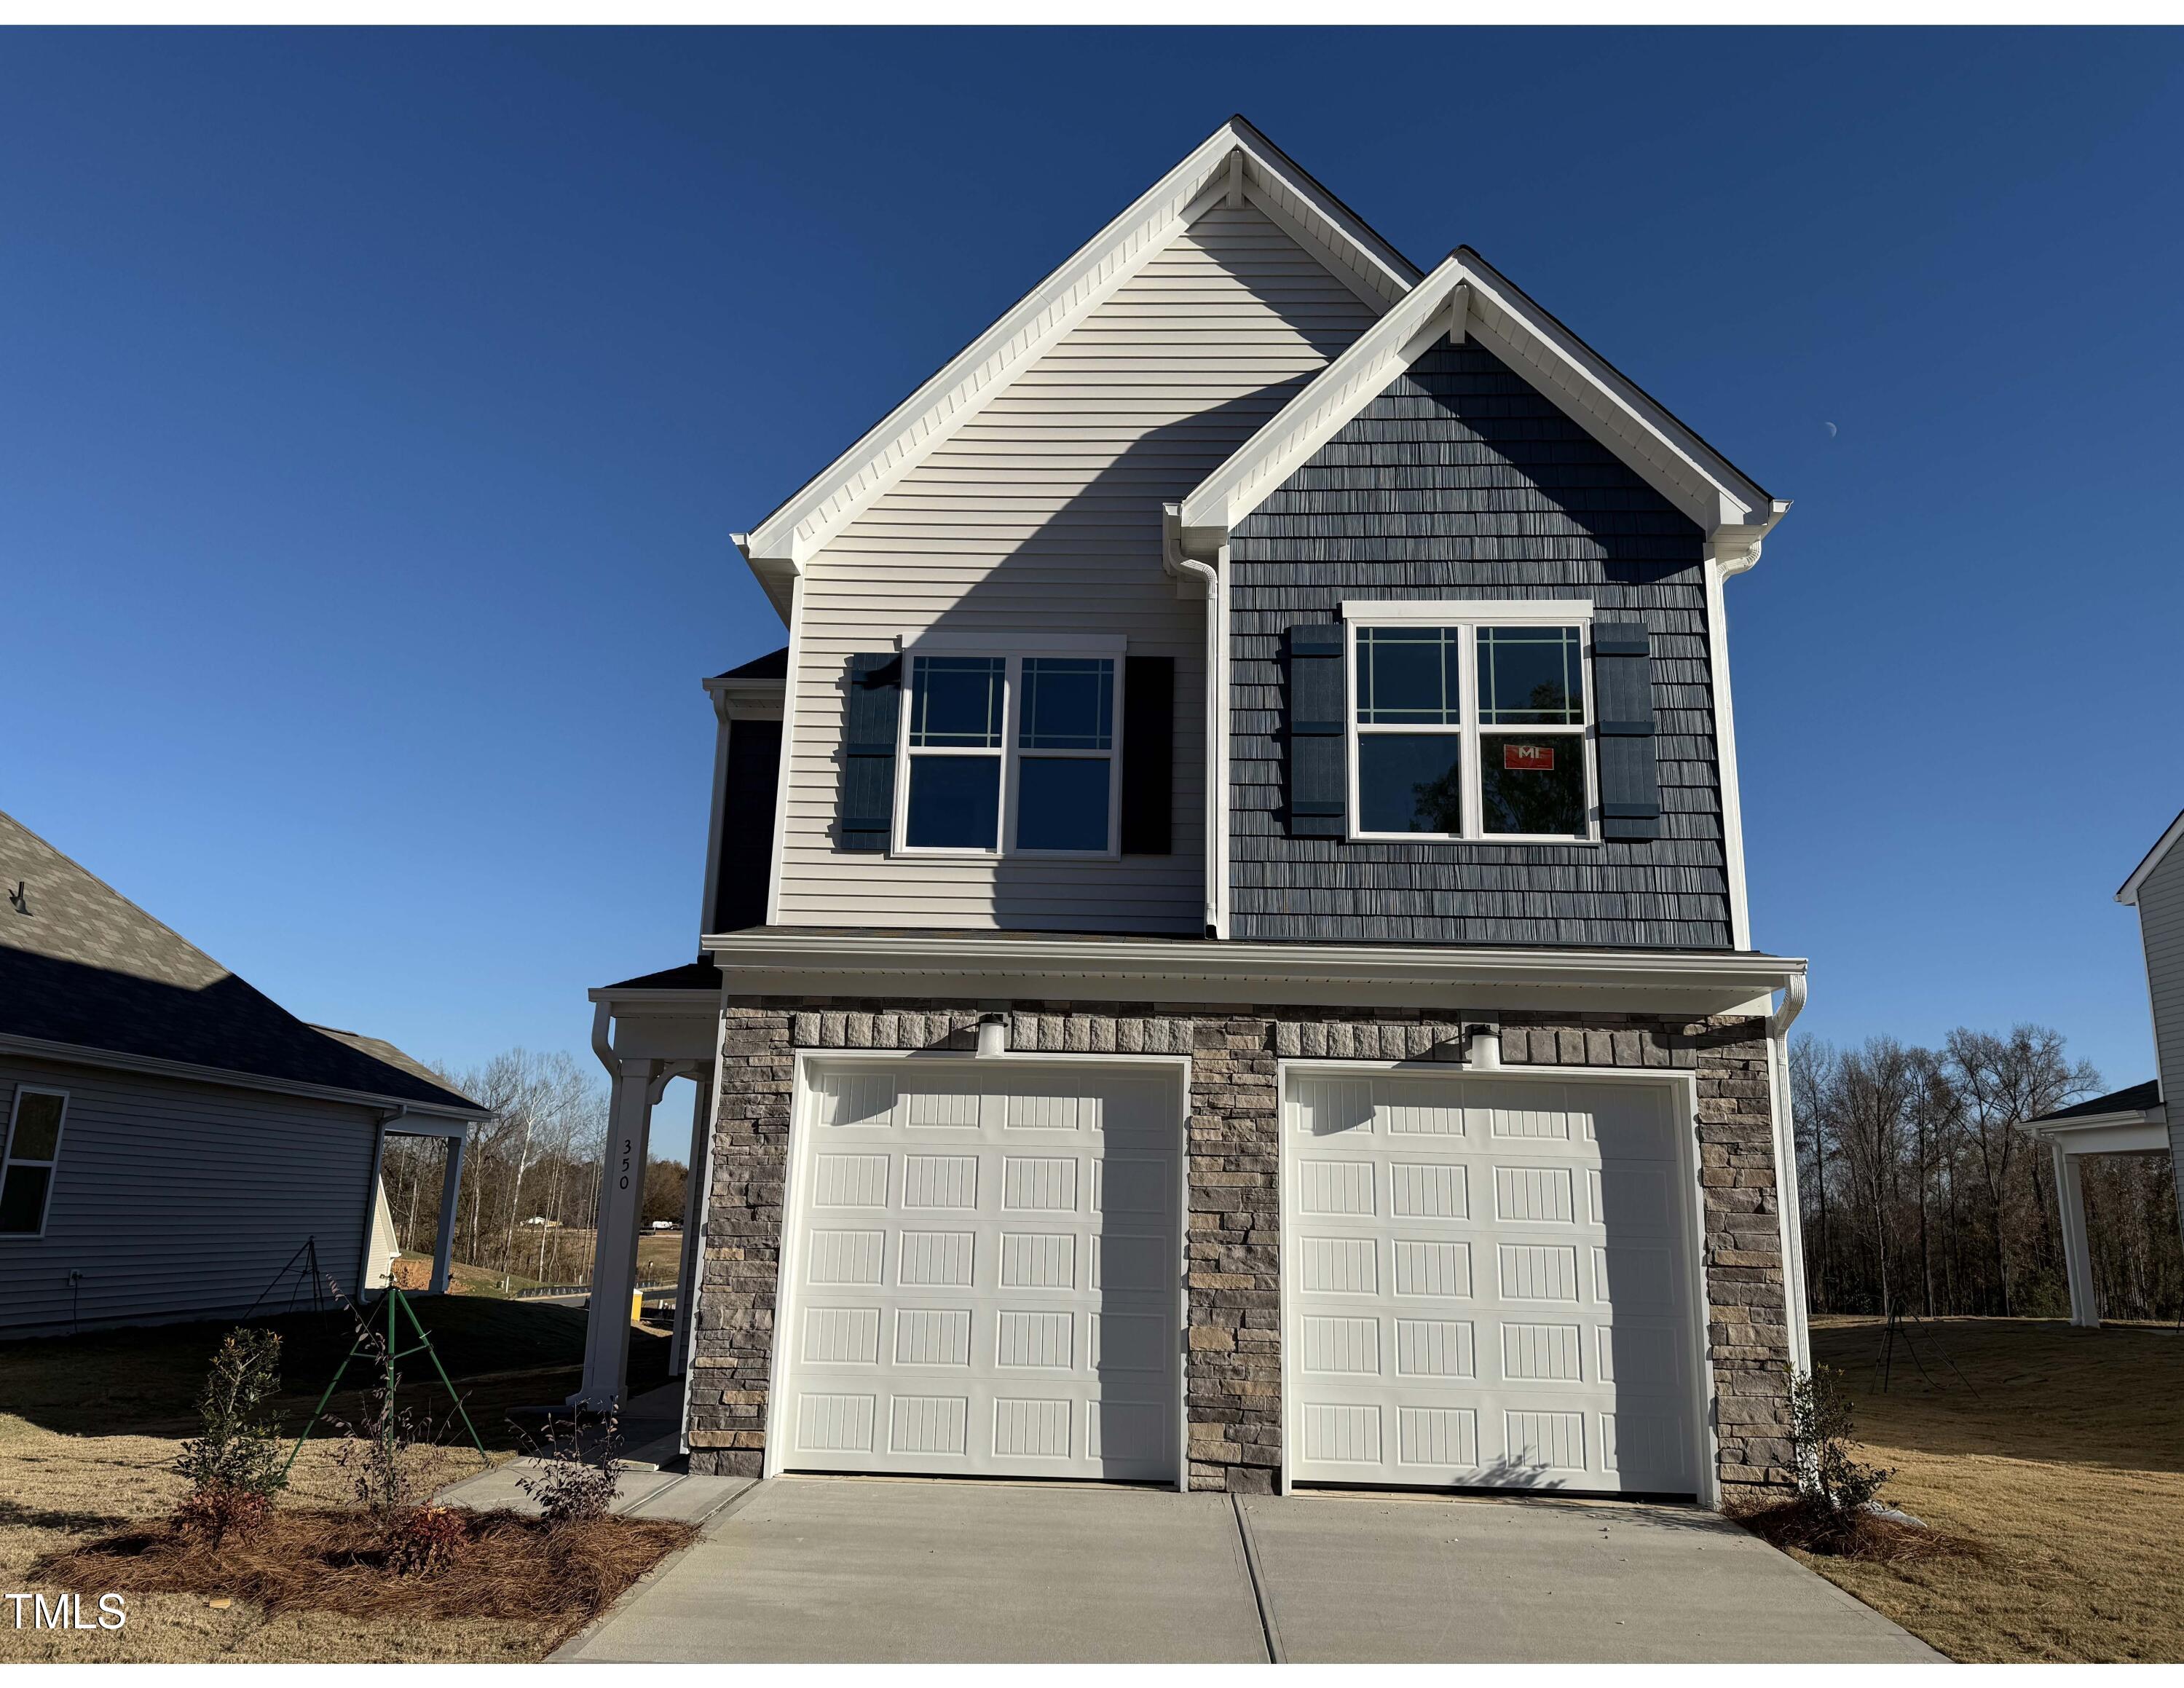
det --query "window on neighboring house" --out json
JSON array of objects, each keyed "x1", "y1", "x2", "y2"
[
  {"x1": 900, "y1": 652, "x2": 1119, "y2": 856},
  {"x1": 1351, "y1": 612, "x2": 1592, "y2": 841},
  {"x1": 0, "y1": 1087, "x2": 67, "y2": 1236}
]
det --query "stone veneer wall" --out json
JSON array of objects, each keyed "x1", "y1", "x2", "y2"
[{"x1": 685, "y1": 998, "x2": 1794, "y2": 1509}]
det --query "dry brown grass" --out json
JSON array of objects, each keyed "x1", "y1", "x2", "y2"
[
  {"x1": 0, "y1": 1298, "x2": 690, "y2": 1662},
  {"x1": 1793, "y1": 1316, "x2": 2184, "y2": 1663}
]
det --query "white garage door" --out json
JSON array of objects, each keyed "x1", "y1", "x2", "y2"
[
  {"x1": 1284, "y1": 1073, "x2": 1702, "y2": 1495},
  {"x1": 778, "y1": 1059, "x2": 1182, "y2": 1483}
]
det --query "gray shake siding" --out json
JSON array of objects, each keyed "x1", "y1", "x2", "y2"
[{"x1": 1227, "y1": 339, "x2": 1732, "y2": 950}]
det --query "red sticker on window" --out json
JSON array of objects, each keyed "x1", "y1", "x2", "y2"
[{"x1": 1504, "y1": 744, "x2": 1555, "y2": 771}]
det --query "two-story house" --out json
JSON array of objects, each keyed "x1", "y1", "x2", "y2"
[{"x1": 580, "y1": 118, "x2": 1810, "y2": 1513}]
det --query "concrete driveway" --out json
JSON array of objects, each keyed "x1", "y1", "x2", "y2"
[{"x1": 557, "y1": 1476, "x2": 1942, "y2": 1664}]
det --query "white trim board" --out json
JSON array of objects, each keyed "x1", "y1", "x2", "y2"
[
  {"x1": 2118, "y1": 805, "x2": 2184, "y2": 904},
  {"x1": 735, "y1": 117, "x2": 1417, "y2": 585},
  {"x1": 1179, "y1": 247, "x2": 1788, "y2": 553},
  {"x1": 705, "y1": 930, "x2": 1802, "y2": 1017}
]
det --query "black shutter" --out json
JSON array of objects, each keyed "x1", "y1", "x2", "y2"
[
  {"x1": 1120, "y1": 655, "x2": 1174, "y2": 855},
  {"x1": 839, "y1": 652, "x2": 901, "y2": 852},
  {"x1": 1288, "y1": 623, "x2": 1346, "y2": 837},
  {"x1": 1591, "y1": 623, "x2": 1660, "y2": 842},
  {"x1": 713, "y1": 717, "x2": 781, "y2": 929}
]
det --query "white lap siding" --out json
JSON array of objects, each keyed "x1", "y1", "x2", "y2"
[
  {"x1": 776, "y1": 203, "x2": 1379, "y2": 934},
  {"x1": 0, "y1": 1055, "x2": 381, "y2": 1334}
]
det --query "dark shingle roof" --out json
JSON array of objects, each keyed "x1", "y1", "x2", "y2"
[
  {"x1": 2030, "y1": 1080, "x2": 2162, "y2": 1125},
  {"x1": 600, "y1": 960, "x2": 722, "y2": 992},
  {"x1": 0, "y1": 809, "x2": 483, "y2": 1113},
  {"x1": 711, "y1": 648, "x2": 789, "y2": 682}
]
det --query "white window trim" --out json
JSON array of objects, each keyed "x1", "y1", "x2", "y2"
[
  {"x1": 1342, "y1": 601, "x2": 1599, "y2": 847},
  {"x1": 0, "y1": 1085, "x2": 68, "y2": 1239},
  {"x1": 891, "y1": 650, "x2": 1127, "y2": 862}
]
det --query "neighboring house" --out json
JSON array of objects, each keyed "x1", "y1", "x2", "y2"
[
  {"x1": 0, "y1": 808, "x2": 489, "y2": 1336},
  {"x1": 582, "y1": 117, "x2": 1810, "y2": 1512},
  {"x1": 2027, "y1": 811, "x2": 2184, "y2": 1325}
]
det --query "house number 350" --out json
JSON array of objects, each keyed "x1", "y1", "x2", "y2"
[{"x1": 617, "y1": 1136, "x2": 634, "y2": 1190}]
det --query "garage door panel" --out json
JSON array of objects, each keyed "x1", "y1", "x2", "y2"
[
  {"x1": 1287, "y1": 1072, "x2": 1700, "y2": 1496},
  {"x1": 784, "y1": 1060, "x2": 1181, "y2": 1482}
]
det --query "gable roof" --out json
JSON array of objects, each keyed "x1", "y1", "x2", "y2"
[
  {"x1": 732, "y1": 116, "x2": 1421, "y2": 611},
  {"x1": 1178, "y1": 245, "x2": 1788, "y2": 564},
  {"x1": 2118, "y1": 806, "x2": 2184, "y2": 905},
  {"x1": 0, "y1": 808, "x2": 484, "y2": 1116}
]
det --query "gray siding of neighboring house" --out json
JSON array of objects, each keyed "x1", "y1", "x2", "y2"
[
  {"x1": 1226, "y1": 339, "x2": 1732, "y2": 950},
  {"x1": 2135, "y1": 843, "x2": 2184, "y2": 1189},
  {"x1": 0, "y1": 1055, "x2": 382, "y2": 1335}
]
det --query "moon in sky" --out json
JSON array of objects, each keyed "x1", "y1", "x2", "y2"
[{"x1": 1824, "y1": 421, "x2": 1839, "y2": 438}]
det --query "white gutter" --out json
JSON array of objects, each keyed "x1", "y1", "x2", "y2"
[
  {"x1": 1764, "y1": 970, "x2": 1811, "y2": 1372},
  {"x1": 1163, "y1": 502, "x2": 1224, "y2": 939}
]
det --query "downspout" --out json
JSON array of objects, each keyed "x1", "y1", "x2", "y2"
[
  {"x1": 1765, "y1": 971, "x2": 1811, "y2": 1372},
  {"x1": 1163, "y1": 502, "x2": 1222, "y2": 939}
]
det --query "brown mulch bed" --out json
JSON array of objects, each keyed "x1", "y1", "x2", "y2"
[
  {"x1": 32, "y1": 1508, "x2": 695, "y2": 1628},
  {"x1": 1736, "y1": 1495, "x2": 1983, "y2": 1566}
]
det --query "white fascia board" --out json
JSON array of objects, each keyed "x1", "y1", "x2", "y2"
[
  {"x1": 702, "y1": 930, "x2": 1803, "y2": 1017},
  {"x1": 738, "y1": 120, "x2": 1417, "y2": 579},
  {"x1": 1181, "y1": 272, "x2": 1463, "y2": 537},
  {"x1": 0, "y1": 1031, "x2": 489, "y2": 1124},
  {"x1": 1182, "y1": 248, "x2": 1781, "y2": 549},
  {"x1": 2118, "y1": 806, "x2": 2184, "y2": 904},
  {"x1": 702, "y1": 675, "x2": 787, "y2": 723},
  {"x1": 2033, "y1": 1109, "x2": 2169, "y2": 1155}
]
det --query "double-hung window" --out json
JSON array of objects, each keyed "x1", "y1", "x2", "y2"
[
  {"x1": 898, "y1": 651, "x2": 1120, "y2": 856},
  {"x1": 0, "y1": 1086, "x2": 67, "y2": 1236},
  {"x1": 1349, "y1": 604, "x2": 1595, "y2": 842}
]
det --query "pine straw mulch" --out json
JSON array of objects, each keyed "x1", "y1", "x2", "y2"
[
  {"x1": 31, "y1": 1507, "x2": 696, "y2": 1630},
  {"x1": 1735, "y1": 1496, "x2": 1984, "y2": 1567}
]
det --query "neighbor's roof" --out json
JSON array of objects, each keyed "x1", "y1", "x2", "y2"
[
  {"x1": 2028, "y1": 1080, "x2": 2163, "y2": 1126},
  {"x1": 1180, "y1": 245, "x2": 1783, "y2": 549},
  {"x1": 0, "y1": 808, "x2": 485, "y2": 1115},
  {"x1": 733, "y1": 115, "x2": 1420, "y2": 594},
  {"x1": 2118, "y1": 807, "x2": 2184, "y2": 906}
]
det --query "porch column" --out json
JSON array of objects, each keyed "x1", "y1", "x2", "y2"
[
  {"x1": 2051, "y1": 1140, "x2": 2099, "y2": 1328},
  {"x1": 428, "y1": 1127, "x2": 468, "y2": 1295},
  {"x1": 572, "y1": 1057, "x2": 659, "y2": 1410},
  {"x1": 671, "y1": 1075, "x2": 712, "y2": 1378}
]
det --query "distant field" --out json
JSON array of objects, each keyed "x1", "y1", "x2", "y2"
[
  {"x1": 398, "y1": 1228, "x2": 685, "y2": 1298},
  {"x1": 1799, "y1": 1316, "x2": 2184, "y2": 1662}
]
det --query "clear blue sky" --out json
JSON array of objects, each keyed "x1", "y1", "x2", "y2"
[{"x1": 6, "y1": 28, "x2": 2183, "y2": 1156}]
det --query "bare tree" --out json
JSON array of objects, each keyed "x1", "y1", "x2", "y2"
[{"x1": 1942, "y1": 1026, "x2": 2098, "y2": 1315}]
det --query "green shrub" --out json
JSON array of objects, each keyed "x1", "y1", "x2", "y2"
[
  {"x1": 1790, "y1": 1363, "x2": 1896, "y2": 1515},
  {"x1": 172, "y1": 1328, "x2": 288, "y2": 1539}
]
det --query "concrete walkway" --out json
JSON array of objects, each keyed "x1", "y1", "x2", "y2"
[
  {"x1": 435, "y1": 1462, "x2": 753, "y2": 1525},
  {"x1": 556, "y1": 1476, "x2": 1943, "y2": 1664}
]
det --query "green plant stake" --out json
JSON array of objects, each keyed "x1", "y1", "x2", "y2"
[{"x1": 283, "y1": 1284, "x2": 491, "y2": 1478}]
